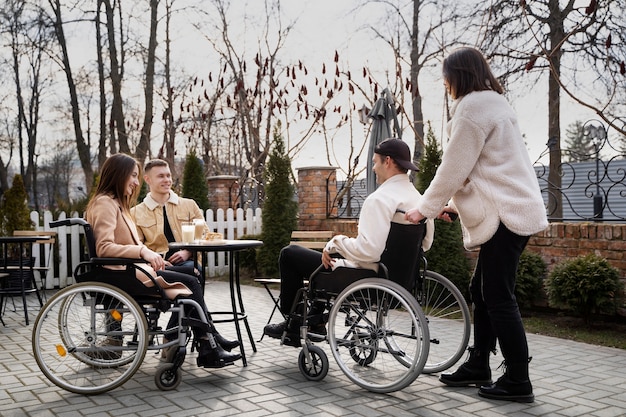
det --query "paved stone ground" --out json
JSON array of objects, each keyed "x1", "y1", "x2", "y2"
[{"x1": 1, "y1": 281, "x2": 625, "y2": 417}]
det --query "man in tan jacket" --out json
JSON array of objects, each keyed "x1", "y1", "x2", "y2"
[{"x1": 131, "y1": 159, "x2": 208, "y2": 273}]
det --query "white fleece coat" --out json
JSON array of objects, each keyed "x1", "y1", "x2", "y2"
[{"x1": 416, "y1": 90, "x2": 548, "y2": 250}]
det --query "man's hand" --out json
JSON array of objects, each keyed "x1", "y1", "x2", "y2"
[
  {"x1": 167, "y1": 249, "x2": 191, "y2": 265},
  {"x1": 405, "y1": 208, "x2": 425, "y2": 224},
  {"x1": 321, "y1": 250, "x2": 335, "y2": 269}
]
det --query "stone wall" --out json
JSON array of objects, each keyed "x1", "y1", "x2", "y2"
[
  {"x1": 207, "y1": 175, "x2": 239, "y2": 210},
  {"x1": 296, "y1": 166, "x2": 337, "y2": 231},
  {"x1": 527, "y1": 222, "x2": 626, "y2": 276}
]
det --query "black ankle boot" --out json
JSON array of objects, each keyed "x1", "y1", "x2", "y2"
[
  {"x1": 479, "y1": 359, "x2": 534, "y2": 403},
  {"x1": 196, "y1": 335, "x2": 242, "y2": 368},
  {"x1": 440, "y1": 347, "x2": 492, "y2": 387},
  {"x1": 213, "y1": 332, "x2": 240, "y2": 352}
]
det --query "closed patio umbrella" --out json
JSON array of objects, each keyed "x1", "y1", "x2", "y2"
[{"x1": 366, "y1": 88, "x2": 401, "y2": 195}]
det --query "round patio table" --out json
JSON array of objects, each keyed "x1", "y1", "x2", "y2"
[{"x1": 168, "y1": 239, "x2": 263, "y2": 366}]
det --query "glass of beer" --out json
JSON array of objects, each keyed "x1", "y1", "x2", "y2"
[
  {"x1": 193, "y1": 218, "x2": 206, "y2": 242},
  {"x1": 181, "y1": 222, "x2": 195, "y2": 244}
]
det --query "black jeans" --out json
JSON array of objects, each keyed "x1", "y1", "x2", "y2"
[
  {"x1": 278, "y1": 245, "x2": 323, "y2": 314},
  {"x1": 470, "y1": 222, "x2": 529, "y2": 364},
  {"x1": 158, "y1": 269, "x2": 212, "y2": 339}
]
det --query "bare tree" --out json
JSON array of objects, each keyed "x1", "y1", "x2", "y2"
[
  {"x1": 46, "y1": 0, "x2": 94, "y2": 193},
  {"x1": 0, "y1": 105, "x2": 17, "y2": 193},
  {"x1": 135, "y1": 0, "x2": 159, "y2": 166},
  {"x1": 185, "y1": 0, "x2": 350, "y2": 183},
  {"x1": 0, "y1": 1, "x2": 53, "y2": 210},
  {"x1": 477, "y1": 0, "x2": 626, "y2": 218},
  {"x1": 159, "y1": 0, "x2": 176, "y2": 171},
  {"x1": 95, "y1": 0, "x2": 108, "y2": 169},
  {"x1": 101, "y1": 0, "x2": 129, "y2": 154},
  {"x1": 37, "y1": 140, "x2": 75, "y2": 210},
  {"x1": 360, "y1": 0, "x2": 466, "y2": 163}
]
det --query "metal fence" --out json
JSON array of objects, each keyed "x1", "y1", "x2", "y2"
[{"x1": 331, "y1": 120, "x2": 626, "y2": 222}]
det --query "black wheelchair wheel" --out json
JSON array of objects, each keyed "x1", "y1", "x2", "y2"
[
  {"x1": 155, "y1": 363, "x2": 183, "y2": 391},
  {"x1": 298, "y1": 345, "x2": 329, "y2": 381},
  {"x1": 348, "y1": 332, "x2": 377, "y2": 366}
]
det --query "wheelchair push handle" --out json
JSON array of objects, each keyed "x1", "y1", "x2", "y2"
[
  {"x1": 394, "y1": 209, "x2": 427, "y2": 224},
  {"x1": 49, "y1": 218, "x2": 89, "y2": 228}
]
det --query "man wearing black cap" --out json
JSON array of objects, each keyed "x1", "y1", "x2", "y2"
[{"x1": 263, "y1": 138, "x2": 434, "y2": 344}]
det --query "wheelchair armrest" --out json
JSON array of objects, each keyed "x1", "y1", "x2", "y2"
[
  {"x1": 79, "y1": 257, "x2": 167, "y2": 299},
  {"x1": 90, "y1": 257, "x2": 144, "y2": 265}
]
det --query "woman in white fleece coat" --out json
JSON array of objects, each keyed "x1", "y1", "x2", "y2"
[{"x1": 406, "y1": 47, "x2": 547, "y2": 403}]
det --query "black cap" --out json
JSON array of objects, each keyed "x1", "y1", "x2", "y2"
[{"x1": 374, "y1": 138, "x2": 419, "y2": 171}]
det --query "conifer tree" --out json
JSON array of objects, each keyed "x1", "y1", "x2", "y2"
[
  {"x1": 182, "y1": 150, "x2": 210, "y2": 211},
  {"x1": 417, "y1": 123, "x2": 470, "y2": 297},
  {"x1": 0, "y1": 174, "x2": 34, "y2": 236},
  {"x1": 257, "y1": 125, "x2": 298, "y2": 276}
]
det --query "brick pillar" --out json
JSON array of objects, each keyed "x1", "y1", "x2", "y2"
[
  {"x1": 297, "y1": 166, "x2": 337, "y2": 230},
  {"x1": 207, "y1": 175, "x2": 239, "y2": 210}
]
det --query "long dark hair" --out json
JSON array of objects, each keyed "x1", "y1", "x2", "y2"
[
  {"x1": 87, "y1": 153, "x2": 140, "y2": 213},
  {"x1": 442, "y1": 47, "x2": 504, "y2": 99}
]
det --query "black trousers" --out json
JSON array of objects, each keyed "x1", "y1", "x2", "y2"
[
  {"x1": 158, "y1": 268, "x2": 212, "y2": 338},
  {"x1": 470, "y1": 222, "x2": 530, "y2": 364},
  {"x1": 278, "y1": 245, "x2": 323, "y2": 314}
]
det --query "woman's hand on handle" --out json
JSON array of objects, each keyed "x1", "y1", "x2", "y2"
[
  {"x1": 437, "y1": 209, "x2": 458, "y2": 223},
  {"x1": 405, "y1": 208, "x2": 425, "y2": 224}
]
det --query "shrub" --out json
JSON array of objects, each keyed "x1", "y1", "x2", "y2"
[
  {"x1": 237, "y1": 234, "x2": 261, "y2": 277},
  {"x1": 515, "y1": 251, "x2": 547, "y2": 309},
  {"x1": 545, "y1": 253, "x2": 624, "y2": 322},
  {"x1": 257, "y1": 125, "x2": 298, "y2": 276},
  {"x1": 182, "y1": 150, "x2": 210, "y2": 211},
  {"x1": 0, "y1": 174, "x2": 34, "y2": 236}
]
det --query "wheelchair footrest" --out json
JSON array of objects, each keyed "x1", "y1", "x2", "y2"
[{"x1": 181, "y1": 317, "x2": 210, "y2": 332}]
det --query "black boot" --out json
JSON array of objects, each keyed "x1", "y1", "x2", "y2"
[
  {"x1": 479, "y1": 358, "x2": 534, "y2": 403},
  {"x1": 440, "y1": 347, "x2": 492, "y2": 387},
  {"x1": 196, "y1": 335, "x2": 242, "y2": 368},
  {"x1": 213, "y1": 332, "x2": 240, "y2": 352}
]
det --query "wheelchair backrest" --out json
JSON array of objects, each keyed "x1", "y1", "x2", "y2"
[{"x1": 380, "y1": 221, "x2": 426, "y2": 292}]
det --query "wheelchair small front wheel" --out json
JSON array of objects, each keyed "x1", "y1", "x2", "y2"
[
  {"x1": 298, "y1": 345, "x2": 329, "y2": 381},
  {"x1": 155, "y1": 364, "x2": 182, "y2": 391}
]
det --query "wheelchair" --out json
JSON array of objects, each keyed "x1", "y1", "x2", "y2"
[
  {"x1": 277, "y1": 220, "x2": 470, "y2": 393},
  {"x1": 31, "y1": 218, "x2": 221, "y2": 395}
]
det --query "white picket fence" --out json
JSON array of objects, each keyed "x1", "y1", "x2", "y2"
[{"x1": 29, "y1": 207, "x2": 263, "y2": 289}]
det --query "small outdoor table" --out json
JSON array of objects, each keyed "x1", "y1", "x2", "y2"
[
  {"x1": 168, "y1": 239, "x2": 263, "y2": 366},
  {"x1": 0, "y1": 235, "x2": 46, "y2": 325}
]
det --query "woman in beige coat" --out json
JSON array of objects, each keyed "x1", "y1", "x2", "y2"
[
  {"x1": 86, "y1": 153, "x2": 241, "y2": 368},
  {"x1": 406, "y1": 47, "x2": 547, "y2": 403}
]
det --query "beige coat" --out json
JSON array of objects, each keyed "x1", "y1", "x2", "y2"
[
  {"x1": 86, "y1": 194, "x2": 192, "y2": 298},
  {"x1": 417, "y1": 91, "x2": 548, "y2": 250}
]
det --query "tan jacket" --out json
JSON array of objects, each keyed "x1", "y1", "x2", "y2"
[
  {"x1": 86, "y1": 194, "x2": 192, "y2": 298},
  {"x1": 130, "y1": 191, "x2": 207, "y2": 255}
]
